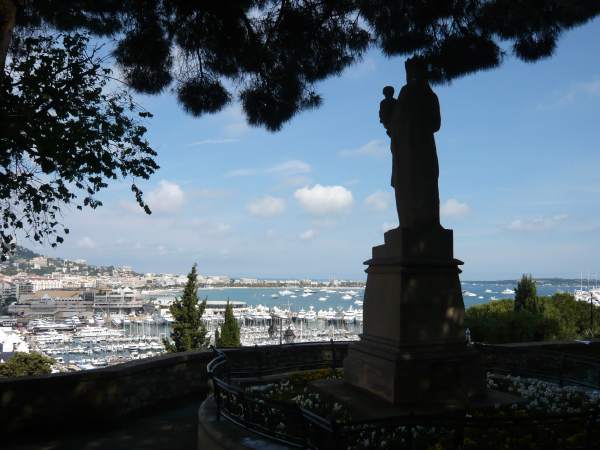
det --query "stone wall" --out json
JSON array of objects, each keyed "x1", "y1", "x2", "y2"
[
  {"x1": 0, "y1": 349, "x2": 214, "y2": 436},
  {"x1": 0, "y1": 341, "x2": 349, "y2": 438},
  {"x1": 1, "y1": 340, "x2": 597, "y2": 439}
]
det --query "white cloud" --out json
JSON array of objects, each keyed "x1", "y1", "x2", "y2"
[
  {"x1": 507, "y1": 214, "x2": 568, "y2": 232},
  {"x1": 365, "y1": 191, "x2": 391, "y2": 212},
  {"x1": 146, "y1": 180, "x2": 185, "y2": 213},
  {"x1": 77, "y1": 236, "x2": 96, "y2": 249},
  {"x1": 539, "y1": 78, "x2": 600, "y2": 109},
  {"x1": 226, "y1": 160, "x2": 311, "y2": 178},
  {"x1": 440, "y1": 198, "x2": 471, "y2": 219},
  {"x1": 267, "y1": 160, "x2": 311, "y2": 175},
  {"x1": 339, "y1": 140, "x2": 387, "y2": 158},
  {"x1": 294, "y1": 184, "x2": 353, "y2": 215},
  {"x1": 561, "y1": 79, "x2": 600, "y2": 103},
  {"x1": 299, "y1": 229, "x2": 316, "y2": 240},
  {"x1": 189, "y1": 138, "x2": 239, "y2": 146},
  {"x1": 247, "y1": 196, "x2": 286, "y2": 218}
]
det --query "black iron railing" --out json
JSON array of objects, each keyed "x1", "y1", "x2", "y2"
[
  {"x1": 475, "y1": 343, "x2": 600, "y2": 389},
  {"x1": 206, "y1": 342, "x2": 600, "y2": 449}
]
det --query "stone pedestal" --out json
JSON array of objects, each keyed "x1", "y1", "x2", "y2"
[{"x1": 344, "y1": 227, "x2": 486, "y2": 405}]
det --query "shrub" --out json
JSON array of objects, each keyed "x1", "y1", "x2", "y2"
[{"x1": 0, "y1": 352, "x2": 54, "y2": 377}]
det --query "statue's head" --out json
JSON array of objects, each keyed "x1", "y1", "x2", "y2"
[
  {"x1": 382, "y1": 85, "x2": 394, "y2": 99},
  {"x1": 405, "y1": 57, "x2": 426, "y2": 84}
]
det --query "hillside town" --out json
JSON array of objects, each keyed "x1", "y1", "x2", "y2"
[{"x1": 0, "y1": 247, "x2": 365, "y2": 371}]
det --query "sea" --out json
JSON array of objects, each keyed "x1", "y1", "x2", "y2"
[
  {"x1": 35, "y1": 279, "x2": 584, "y2": 370},
  {"x1": 192, "y1": 279, "x2": 584, "y2": 311}
]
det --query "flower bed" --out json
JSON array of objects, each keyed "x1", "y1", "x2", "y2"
[{"x1": 239, "y1": 370, "x2": 600, "y2": 449}]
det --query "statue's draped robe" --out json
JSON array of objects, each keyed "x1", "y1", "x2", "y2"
[{"x1": 390, "y1": 81, "x2": 441, "y2": 229}]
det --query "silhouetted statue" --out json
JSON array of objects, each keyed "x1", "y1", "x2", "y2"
[
  {"x1": 385, "y1": 58, "x2": 441, "y2": 229},
  {"x1": 379, "y1": 86, "x2": 396, "y2": 137}
]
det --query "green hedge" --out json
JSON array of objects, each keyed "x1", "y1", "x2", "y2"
[{"x1": 465, "y1": 293, "x2": 600, "y2": 344}]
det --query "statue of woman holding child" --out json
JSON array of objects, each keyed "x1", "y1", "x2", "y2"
[{"x1": 379, "y1": 57, "x2": 442, "y2": 230}]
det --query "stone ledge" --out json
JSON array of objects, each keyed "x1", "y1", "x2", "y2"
[{"x1": 0, "y1": 348, "x2": 213, "y2": 385}]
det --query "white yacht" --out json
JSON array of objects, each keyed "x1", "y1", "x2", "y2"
[
  {"x1": 271, "y1": 306, "x2": 289, "y2": 319},
  {"x1": 325, "y1": 308, "x2": 336, "y2": 320},
  {"x1": 501, "y1": 289, "x2": 515, "y2": 295},
  {"x1": 575, "y1": 288, "x2": 600, "y2": 303},
  {"x1": 343, "y1": 307, "x2": 356, "y2": 322},
  {"x1": 94, "y1": 315, "x2": 105, "y2": 326},
  {"x1": 341, "y1": 294, "x2": 352, "y2": 300},
  {"x1": 305, "y1": 306, "x2": 316, "y2": 321}
]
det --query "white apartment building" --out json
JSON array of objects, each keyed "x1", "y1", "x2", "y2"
[{"x1": 28, "y1": 276, "x2": 63, "y2": 292}]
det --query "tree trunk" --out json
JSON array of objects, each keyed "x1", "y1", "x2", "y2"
[{"x1": 0, "y1": 0, "x2": 17, "y2": 73}]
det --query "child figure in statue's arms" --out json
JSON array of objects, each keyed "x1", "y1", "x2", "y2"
[{"x1": 379, "y1": 85, "x2": 396, "y2": 137}]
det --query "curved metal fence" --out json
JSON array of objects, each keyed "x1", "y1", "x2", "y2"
[
  {"x1": 207, "y1": 342, "x2": 600, "y2": 449},
  {"x1": 475, "y1": 343, "x2": 600, "y2": 390}
]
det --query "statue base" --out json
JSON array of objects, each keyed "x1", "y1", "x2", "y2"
[
  {"x1": 344, "y1": 339, "x2": 486, "y2": 405},
  {"x1": 344, "y1": 227, "x2": 487, "y2": 405}
]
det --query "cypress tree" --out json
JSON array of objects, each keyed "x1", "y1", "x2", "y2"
[
  {"x1": 216, "y1": 301, "x2": 240, "y2": 348},
  {"x1": 514, "y1": 274, "x2": 538, "y2": 313},
  {"x1": 163, "y1": 264, "x2": 208, "y2": 352}
]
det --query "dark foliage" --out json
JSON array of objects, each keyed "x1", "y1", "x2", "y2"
[
  {"x1": 177, "y1": 77, "x2": 231, "y2": 116},
  {"x1": 113, "y1": 9, "x2": 173, "y2": 94},
  {"x1": 10, "y1": 1, "x2": 598, "y2": 131},
  {"x1": 514, "y1": 274, "x2": 539, "y2": 313},
  {"x1": 465, "y1": 293, "x2": 600, "y2": 344},
  {"x1": 216, "y1": 301, "x2": 241, "y2": 348},
  {"x1": 0, "y1": 33, "x2": 157, "y2": 258}
]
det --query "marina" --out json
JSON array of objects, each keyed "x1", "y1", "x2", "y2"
[{"x1": 2, "y1": 279, "x2": 593, "y2": 372}]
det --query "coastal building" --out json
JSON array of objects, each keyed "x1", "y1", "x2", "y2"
[
  {"x1": 93, "y1": 288, "x2": 148, "y2": 315},
  {"x1": 7, "y1": 288, "x2": 148, "y2": 323},
  {"x1": 1, "y1": 280, "x2": 16, "y2": 300},
  {"x1": 28, "y1": 276, "x2": 64, "y2": 292}
]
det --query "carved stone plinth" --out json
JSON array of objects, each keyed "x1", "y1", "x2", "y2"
[{"x1": 343, "y1": 227, "x2": 487, "y2": 405}]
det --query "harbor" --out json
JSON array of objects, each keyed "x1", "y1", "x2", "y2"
[
  {"x1": 15, "y1": 287, "x2": 366, "y2": 371},
  {"x1": 2, "y1": 279, "x2": 593, "y2": 373}
]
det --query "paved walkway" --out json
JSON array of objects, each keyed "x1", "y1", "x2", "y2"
[{"x1": 5, "y1": 401, "x2": 200, "y2": 450}]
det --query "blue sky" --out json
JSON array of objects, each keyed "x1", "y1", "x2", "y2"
[{"x1": 37, "y1": 18, "x2": 600, "y2": 280}]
